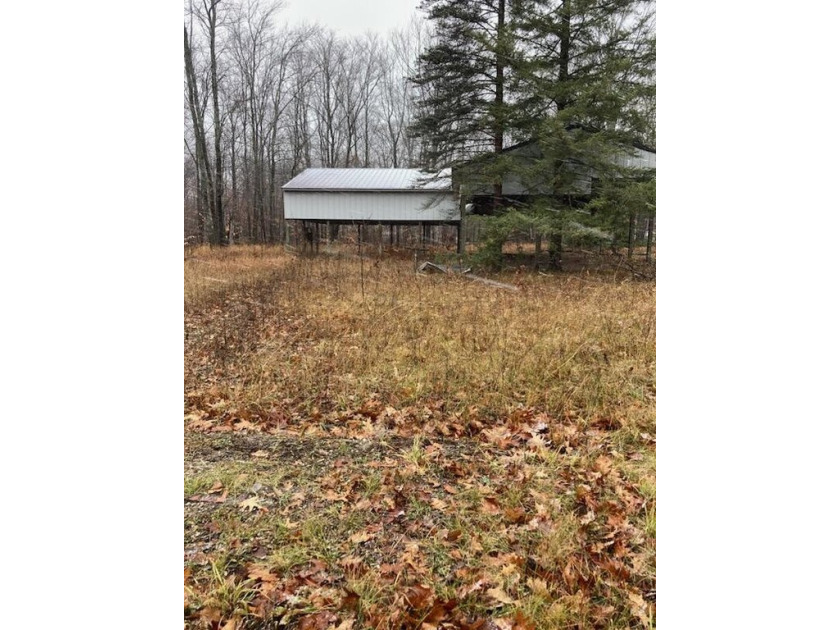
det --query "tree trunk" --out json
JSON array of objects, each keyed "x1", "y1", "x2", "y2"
[
  {"x1": 229, "y1": 112, "x2": 237, "y2": 243},
  {"x1": 548, "y1": 231, "x2": 563, "y2": 269},
  {"x1": 184, "y1": 26, "x2": 214, "y2": 243},
  {"x1": 492, "y1": 0, "x2": 506, "y2": 212},
  {"x1": 557, "y1": 0, "x2": 571, "y2": 111},
  {"x1": 206, "y1": 0, "x2": 226, "y2": 246}
]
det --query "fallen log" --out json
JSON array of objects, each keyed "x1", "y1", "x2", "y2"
[
  {"x1": 417, "y1": 260, "x2": 516, "y2": 290},
  {"x1": 463, "y1": 273, "x2": 519, "y2": 291}
]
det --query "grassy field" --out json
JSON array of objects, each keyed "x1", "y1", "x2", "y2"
[{"x1": 184, "y1": 245, "x2": 656, "y2": 629}]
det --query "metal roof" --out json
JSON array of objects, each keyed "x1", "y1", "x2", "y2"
[{"x1": 282, "y1": 168, "x2": 452, "y2": 192}]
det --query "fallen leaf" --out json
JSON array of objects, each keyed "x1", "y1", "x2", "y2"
[
  {"x1": 379, "y1": 562, "x2": 405, "y2": 577},
  {"x1": 504, "y1": 507, "x2": 527, "y2": 524},
  {"x1": 510, "y1": 609, "x2": 536, "y2": 630},
  {"x1": 340, "y1": 588, "x2": 360, "y2": 611},
  {"x1": 405, "y1": 584, "x2": 434, "y2": 610},
  {"x1": 526, "y1": 578, "x2": 548, "y2": 597},
  {"x1": 527, "y1": 434, "x2": 549, "y2": 449},
  {"x1": 627, "y1": 590, "x2": 651, "y2": 622},
  {"x1": 339, "y1": 555, "x2": 365, "y2": 574},
  {"x1": 247, "y1": 565, "x2": 277, "y2": 583},
  {"x1": 420, "y1": 599, "x2": 457, "y2": 626},
  {"x1": 594, "y1": 455, "x2": 613, "y2": 475},
  {"x1": 299, "y1": 611, "x2": 337, "y2": 630},
  {"x1": 481, "y1": 498, "x2": 502, "y2": 515},
  {"x1": 199, "y1": 607, "x2": 222, "y2": 626},
  {"x1": 486, "y1": 587, "x2": 516, "y2": 606},
  {"x1": 299, "y1": 559, "x2": 329, "y2": 578},
  {"x1": 234, "y1": 419, "x2": 258, "y2": 431},
  {"x1": 457, "y1": 579, "x2": 486, "y2": 598},
  {"x1": 238, "y1": 496, "x2": 265, "y2": 512}
]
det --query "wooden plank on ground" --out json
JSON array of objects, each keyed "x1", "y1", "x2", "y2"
[{"x1": 463, "y1": 273, "x2": 519, "y2": 291}]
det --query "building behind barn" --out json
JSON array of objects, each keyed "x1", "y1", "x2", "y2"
[{"x1": 453, "y1": 137, "x2": 656, "y2": 214}]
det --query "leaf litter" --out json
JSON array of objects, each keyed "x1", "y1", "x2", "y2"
[{"x1": 184, "y1": 249, "x2": 655, "y2": 628}]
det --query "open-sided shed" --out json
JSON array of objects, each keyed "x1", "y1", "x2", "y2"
[{"x1": 282, "y1": 168, "x2": 459, "y2": 224}]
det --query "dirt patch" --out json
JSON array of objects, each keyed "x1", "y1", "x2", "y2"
[{"x1": 185, "y1": 431, "x2": 485, "y2": 471}]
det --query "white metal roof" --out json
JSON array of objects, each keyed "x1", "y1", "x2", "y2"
[{"x1": 282, "y1": 168, "x2": 452, "y2": 191}]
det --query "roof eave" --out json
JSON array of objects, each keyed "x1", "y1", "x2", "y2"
[{"x1": 282, "y1": 188, "x2": 452, "y2": 193}]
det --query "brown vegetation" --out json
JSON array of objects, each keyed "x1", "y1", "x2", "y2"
[{"x1": 185, "y1": 245, "x2": 655, "y2": 629}]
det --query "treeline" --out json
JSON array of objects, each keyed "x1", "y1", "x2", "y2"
[
  {"x1": 184, "y1": 0, "x2": 431, "y2": 244},
  {"x1": 184, "y1": 0, "x2": 656, "y2": 250}
]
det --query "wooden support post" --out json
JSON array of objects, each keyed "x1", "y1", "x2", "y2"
[
  {"x1": 646, "y1": 214, "x2": 655, "y2": 262},
  {"x1": 457, "y1": 221, "x2": 464, "y2": 254},
  {"x1": 304, "y1": 221, "x2": 313, "y2": 253}
]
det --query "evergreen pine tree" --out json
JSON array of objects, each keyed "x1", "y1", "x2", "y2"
[
  {"x1": 506, "y1": 0, "x2": 656, "y2": 265},
  {"x1": 410, "y1": 0, "x2": 515, "y2": 209},
  {"x1": 412, "y1": 0, "x2": 655, "y2": 268}
]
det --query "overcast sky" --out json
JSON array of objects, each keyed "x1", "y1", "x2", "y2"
[{"x1": 280, "y1": 0, "x2": 421, "y2": 36}]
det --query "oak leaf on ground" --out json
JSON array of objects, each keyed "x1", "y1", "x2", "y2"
[{"x1": 238, "y1": 496, "x2": 266, "y2": 512}]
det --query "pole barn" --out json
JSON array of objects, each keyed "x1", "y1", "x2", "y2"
[{"x1": 281, "y1": 168, "x2": 462, "y2": 252}]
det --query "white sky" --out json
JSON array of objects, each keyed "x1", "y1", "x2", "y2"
[{"x1": 280, "y1": 0, "x2": 421, "y2": 36}]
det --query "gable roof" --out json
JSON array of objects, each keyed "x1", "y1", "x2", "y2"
[
  {"x1": 282, "y1": 168, "x2": 451, "y2": 192},
  {"x1": 453, "y1": 132, "x2": 655, "y2": 176},
  {"x1": 501, "y1": 134, "x2": 655, "y2": 156}
]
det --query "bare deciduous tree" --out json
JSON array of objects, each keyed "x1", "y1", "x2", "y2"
[{"x1": 184, "y1": 1, "x2": 431, "y2": 244}]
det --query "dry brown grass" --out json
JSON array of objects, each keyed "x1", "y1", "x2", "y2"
[
  {"x1": 184, "y1": 244, "x2": 656, "y2": 629},
  {"x1": 185, "y1": 245, "x2": 654, "y2": 430}
]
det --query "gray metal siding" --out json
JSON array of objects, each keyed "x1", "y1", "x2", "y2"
[
  {"x1": 616, "y1": 148, "x2": 656, "y2": 170},
  {"x1": 283, "y1": 191, "x2": 460, "y2": 222},
  {"x1": 470, "y1": 163, "x2": 592, "y2": 196}
]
